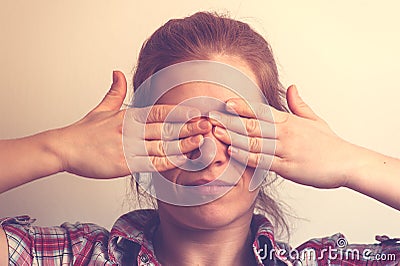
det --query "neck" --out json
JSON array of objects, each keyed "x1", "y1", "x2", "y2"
[{"x1": 153, "y1": 209, "x2": 257, "y2": 266}]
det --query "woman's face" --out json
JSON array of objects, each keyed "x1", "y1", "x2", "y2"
[{"x1": 156, "y1": 55, "x2": 262, "y2": 229}]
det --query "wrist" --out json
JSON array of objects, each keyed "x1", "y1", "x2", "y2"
[
  {"x1": 341, "y1": 143, "x2": 377, "y2": 190},
  {"x1": 336, "y1": 141, "x2": 369, "y2": 189},
  {"x1": 0, "y1": 129, "x2": 65, "y2": 193},
  {"x1": 39, "y1": 128, "x2": 65, "y2": 174},
  {"x1": 340, "y1": 143, "x2": 400, "y2": 209}
]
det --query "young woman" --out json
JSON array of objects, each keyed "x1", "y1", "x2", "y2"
[{"x1": 1, "y1": 12, "x2": 399, "y2": 265}]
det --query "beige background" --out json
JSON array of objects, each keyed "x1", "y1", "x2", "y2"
[{"x1": 1, "y1": 0, "x2": 399, "y2": 247}]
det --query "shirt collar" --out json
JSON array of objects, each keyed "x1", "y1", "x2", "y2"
[
  {"x1": 108, "y1": 209, "x2": 290, "y2": 265},
  {"x1": 250, "y1": 214, "x2": 291, "y2": 265}
]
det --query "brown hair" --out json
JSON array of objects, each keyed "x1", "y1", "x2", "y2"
[{"x1": 131, "y1": 11, "x2": 290, "y2": 238}]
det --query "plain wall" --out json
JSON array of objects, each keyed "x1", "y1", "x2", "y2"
[{"x1": 1, "y1": 0, "x2": 399, "y2": 247}]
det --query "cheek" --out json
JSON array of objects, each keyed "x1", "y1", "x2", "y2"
[
  {"x1": 241, "y1": 167, "x2": 256, "y2": 184},
  {"x1": 240, "y1": 168, "x2": 260, "y2": 200},
  {"x1": 159, "y1": 169, "x2": 180, "y2": 182}
]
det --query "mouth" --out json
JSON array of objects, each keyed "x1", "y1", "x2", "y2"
[
  {"x1": 182, "y1": 179, "x2": 237, "y2": 196},
  {"x1": 184, "y1": 179, "x2": 236, "y2": 187}
]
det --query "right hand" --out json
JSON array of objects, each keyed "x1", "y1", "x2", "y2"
[{"x1": 55, "y1": 71, "x2": 211, "y2": 179}]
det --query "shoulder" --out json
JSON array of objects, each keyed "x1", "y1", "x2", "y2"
[
  {"x1": 251, "y1": 214, "x2": 400, "y2": 265},
  {"x1": 108, "y1": 209, "x2": 158, "y2": 249},
  {"x1": 108, "y1": 209, "x2": 159, "y2": 265},
  {"x1": 1, "y1": 215, "x2": 111, "y2": 264},
  {"x1": 112, "y1": 209, "x2": 158, "y2": 233}
]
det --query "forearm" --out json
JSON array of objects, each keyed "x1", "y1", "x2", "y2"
[
  {"x1": 345, "y1": 144, "x2": 400, "y2": 210},
  {"x1": 0, "y1": 130, "x2": 62, "y2": 193}
]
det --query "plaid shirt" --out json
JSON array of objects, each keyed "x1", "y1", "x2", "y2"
[{"x1": 1, "y1": 209, "x2": 399, "y2": 265}]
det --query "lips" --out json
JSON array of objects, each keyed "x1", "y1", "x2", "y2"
[
  {"x1": 180, "y1": 179, "x2": 235, "y2": 197},
  {"x1": 184, "y1": 179, "x2": 236, "y2": 187}
]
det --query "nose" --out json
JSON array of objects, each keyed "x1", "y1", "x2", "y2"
[{"x1": 184, "y1": 126, "x2": 229, "y2": 171}]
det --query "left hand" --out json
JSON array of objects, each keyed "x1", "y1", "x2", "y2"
[{"x1": 209, "y1": 85, "x2": 356, "y2": 189}]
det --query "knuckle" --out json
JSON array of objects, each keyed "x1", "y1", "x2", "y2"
[
  {"x1": 152, "y1": 106, "x2": 167, "y2": 121},
  {"x1": 249, "y1": 137, "x2": 261, "y2": 152},
  {"x1": 149, "y1": 156, "x2": 159, "y2": 169},
  {"x1": 150, "y1": 156, "x2": 170, "y2": 171},
  {"x1": 259, "y1": 154, "x2": 272, "y2": 168},
  {"x1": 133, "y1": 108, "x2": 147, "y2": 123},
  {"x1": 162, "y1": 123, "x2": 175, "y2": 140},
  {"x1": 256, "y1": 104, "x2": 270, "y2": 119},
  {"x1": 162, "y1": 157, "x2": 175, "y2": 171},
  {"x1": 178, "y1": 139, "x2": 187, "y2": 152},
  {"x1": 254, "y1": 153, "x2": 261, "y2": 166},
  {"x1": 157, "y1": 141, "x2": 166, "y2": 156},
  {"x1": 245, "y1": 118, "x2": 259, "y2": 134},
  {"x1": 258, "y1": 154, "x2": 266, "y2": 166},
  {"x1": 184, "y1": 122, "x2": 195, "y2": 135},
  {"x1": 247, "y1": 152, "x2": 262, "y2": 167},
  {"x1": 247, "y1": 152, "x2": 259, "y2": 167}
]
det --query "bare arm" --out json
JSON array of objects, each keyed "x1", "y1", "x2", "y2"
[
  {"x1": 0, "y1": 131, "x2": 63, "y2": 193},
  {"x1": 344, "y1": 144, "x2": 400, "y2": 210},
  {"x1": 0, "y1": 71, "x2": 210, "y2": 194},
  {"x1": 0, "y1": 71, "x2": 130, "y2": 193}
]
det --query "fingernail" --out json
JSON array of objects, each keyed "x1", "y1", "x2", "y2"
[
  {"x1": 229, "y1": 146, "x2": 238, "y2": 154},
  {"x1": 208, "y1": 112, "x2": 221, "y2": 120},
  {"x1": 198, "y1": 135, "x2": 204, "y2": 145},
  {"x1": 112, "y1": 71, "x2": 117, "y2": 83},
  {"x1": 226, "y1": 100, "x2": 236, "y2": 110},
  {"x1": 187, "y1": 109, "x2": 201, "y2": 119},
  {"x1": 190, "y1": 135, "x2": 203, "y2": 144},
  {"x1": 292, "y1": 85, "x2": 300, "y2": 97},
  {"x1": 213, "y1": 126, "x2": 225, "y2": 137},
  {"x1": 198, "y1": 120, "x2": 210, "y2": 130}
]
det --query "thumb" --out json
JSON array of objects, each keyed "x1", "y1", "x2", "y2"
[
  {"x1": 287, "y1": 85, "x2": 320, "y2": 120},
  {"x1": 93, "y1": 71, "x2": 127, "y2": 112}
]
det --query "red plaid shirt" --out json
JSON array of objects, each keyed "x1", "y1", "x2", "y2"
[{"x1": 1, "y1": 209, "x2": 399, "y2": 265}]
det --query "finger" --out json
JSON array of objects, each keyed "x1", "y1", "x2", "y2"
[
  {"x1": 145, "y1": 135, "x2": 204, "y2": 156},
  {"x1": 208, "y1": 112, "x2": 275, "y2": 138},
  {"x1": 213, "y1": 126, "x2": 275, "y2": 154},
  {"x1": 286, "y1": 85, "x2": 320, "y2": 121},
  {"x1": 93, "y1": 71, "x2": 127, "y2": 112},
  {"x1": 126, "y1": 154, "x2": 187, "y2": 172},
  {"x1": 144, "y1": 119, "x2": 211, "y2": 140},
  {"x1": 225, "y1": 98, "x2": 289, "y2": 123},
  {"x1": 132, "y1": 104, "x2": 201, "y2": 124},
  {"x1": 228, "y1": 146, "x2": 274, "y2": 169}
]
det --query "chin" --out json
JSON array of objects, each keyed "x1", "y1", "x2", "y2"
[{"x1": 158, "y1": 190, "x2": 257, "y2": 230}]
